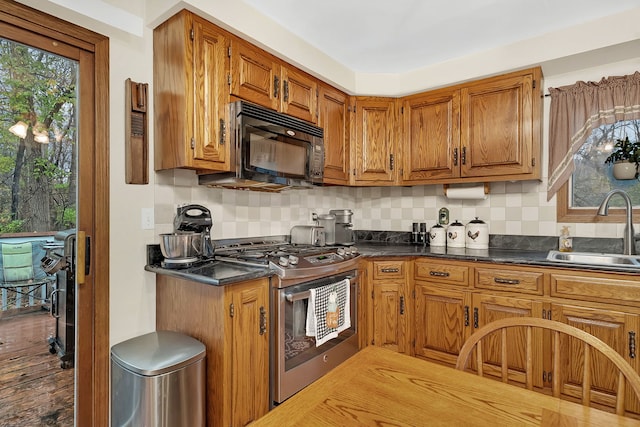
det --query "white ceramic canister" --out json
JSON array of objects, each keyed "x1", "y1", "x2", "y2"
[
  {"x1": 429, "y1": 223, "x2": 446, "y2": 247},
  {"x1": 465, "y1": 217, "x2": 489, "y2": 249},
  {"x1": 446, "y1": 220, "x2": 466, "y2": 248}
]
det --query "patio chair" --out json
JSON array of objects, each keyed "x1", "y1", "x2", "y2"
[{"x1": 0, "y1": 240, "x2": 55, "y2": 309}]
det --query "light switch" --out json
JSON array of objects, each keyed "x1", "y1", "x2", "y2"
[{"x1": 141, "y1": 208, "x2": 154, "y2": 230}]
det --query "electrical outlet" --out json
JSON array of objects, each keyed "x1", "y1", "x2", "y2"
[{"x1": 141, "y1": 208, "x2": 154, "y2": 230}]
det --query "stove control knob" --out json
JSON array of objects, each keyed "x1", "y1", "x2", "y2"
[
  {"x1": 288, "y1": 255, "x2": 299, "y2": 265},
  {"x1": 336, "y1": 248, "x2": 346, "y2": 256},
  {"x1": 278, "y1": 256, "x2": 290, "y2": 267}
]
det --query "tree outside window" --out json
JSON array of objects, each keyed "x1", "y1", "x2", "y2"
[{"x1": 0, "y1": 37, "x2": 77, "y2": 234}]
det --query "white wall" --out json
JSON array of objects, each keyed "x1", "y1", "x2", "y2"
[{"x1": 15, "y1": 0, "x2": 640, "y2": 346}]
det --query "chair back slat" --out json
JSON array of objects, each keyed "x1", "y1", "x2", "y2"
[
  {"x1": 582, "y1": 343, "x2": 591, "y2": 406},
  {"x1": 501, "y1": 328, "x2": 508, "y2": 382},
  {"x1": 552, "y1": 330, "x2": 560, "y2": 398},
  {"x1": 525, "y1": 325, "x2": 533, "y2": 390},
  {"x1": 455, "y1": 317, "x2": 640, "y2": 417}
]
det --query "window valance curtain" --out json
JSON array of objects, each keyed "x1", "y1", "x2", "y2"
[{"x1": 547, "y1": 71, "x2": 640, "y2": 201}]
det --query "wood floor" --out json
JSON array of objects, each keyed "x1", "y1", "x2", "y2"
[{"x1": 0, "y1": 310, "x2": 74, "y2": 426}]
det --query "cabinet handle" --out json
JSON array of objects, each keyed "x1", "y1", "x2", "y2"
[
  {"x1": 493, "y1": 277, "x2": 520, "y2": 285},
  {"x1": 461, "y1": 146, "x2": 467, "y2": 165},
  {"x1": 219, "y1": 118, "x2": 226, "y2": 145},
  {"x1": 399, "y1": 296, "x2": 405, "y2": 315},
  {"x1": 259, "y1": 306, "x2": 267, "y2": 335},
  {"x1": 464, "y1": 305, "x2": 469, "y2": 327},
  {"x1": 473, "y1": 307, "x2": 479, "y2": 328},
  {"x1": 390, "y1": 154, "x2": 395, "y2": 171},
  {"x1": 283, "y1": 80, "x2": 289, "y2": 102},
  {"x1": 429, "y1": 271, "x2": 450, "y2": 277},
  {"x1": 381, "y1": 268, "x2": 400, "y2": 273},
  {"x1": 630, "y1": 331, "x2": 636, "y2": 359},
  {"x1": 453, "y1": 148, "x2": 458, "y2": 166},
  {"x1": 274, "y1": 75, "x2": 280, "y2": 98}
]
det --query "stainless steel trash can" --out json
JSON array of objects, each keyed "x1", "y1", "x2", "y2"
[{"x1": 110, "y1": 330, "x2": 206, "y2": 427}]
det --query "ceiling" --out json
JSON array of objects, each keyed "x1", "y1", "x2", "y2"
[{"x1": 240, "y1": 0, "x2": 640, "y2": 74}]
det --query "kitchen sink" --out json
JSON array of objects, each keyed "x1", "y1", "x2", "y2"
[{"x1": 546, "y1": 250, "x2": 640, "y2": 267}]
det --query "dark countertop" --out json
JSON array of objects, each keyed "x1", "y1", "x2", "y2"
[
  {"x1": 145, "y1": 260, "x2": 272, "y2": 286},
  {"x1": 146, "y1": 239, "x2": 640, "y2": 287}
]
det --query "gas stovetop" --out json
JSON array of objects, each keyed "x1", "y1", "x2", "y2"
[{"x1": 214, "y1": 240, "x2": 360, "y2": 280}]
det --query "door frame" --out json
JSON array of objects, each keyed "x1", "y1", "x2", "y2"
[{"x1": 0, "y1": 1, "x2": 110, "y2": 425}]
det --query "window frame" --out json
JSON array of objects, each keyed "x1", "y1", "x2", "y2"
[{"x1": 556, "y1": 182, "x2": 639, "y2": 223}]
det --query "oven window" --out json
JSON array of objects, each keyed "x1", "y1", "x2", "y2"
[{"x1": 246, "y1": 126, "x2": 308, "y2": 178}]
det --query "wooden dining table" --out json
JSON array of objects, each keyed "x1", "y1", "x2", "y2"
[{"x1": 251, "y1": 346, "x2": 640, "y2": 426}]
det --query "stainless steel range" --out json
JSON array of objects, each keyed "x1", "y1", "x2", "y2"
[{"x1": 215, "y1": 239, "x2": 361, "y2": 405}]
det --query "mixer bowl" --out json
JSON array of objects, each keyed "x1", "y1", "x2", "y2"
[{"x1": 160, "y1": 232, "x2": 203, "y2": 259}]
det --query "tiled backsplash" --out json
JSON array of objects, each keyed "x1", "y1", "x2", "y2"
[{"x1": 153, "y1": 169, "x2": 622, "y2": 240}]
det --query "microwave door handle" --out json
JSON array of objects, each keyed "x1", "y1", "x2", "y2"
[{"x1": 285, "y1": 290, "x2": 311, "y2": 303}]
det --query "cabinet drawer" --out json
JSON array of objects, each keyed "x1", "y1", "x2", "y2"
[
  {"x1": 414, "y1": 259, "x2": 469, "y2": 287},
  {"x1": 372, "y1": 260, "x2": 406, "y2": 280},
  {"x1": 475, "y1": 267, "x2": 543, "y2": 295},
  {"x1": 550, "y1": 272, "x2": 640, "y2": 306}
]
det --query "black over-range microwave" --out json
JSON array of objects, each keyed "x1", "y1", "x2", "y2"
[{"x1": 198, "y1": 101, "x2": 324, "y2": 192}]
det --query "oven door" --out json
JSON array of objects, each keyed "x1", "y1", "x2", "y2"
[{"x1": 271, "y1": 271, "x2": 359, "y2": 404}]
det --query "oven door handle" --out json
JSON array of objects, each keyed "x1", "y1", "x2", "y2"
[
  {"x1": 285, "y1": 290, "x2": 310, "y2": 303},
  {"x1": 285, "y1": 275, "x2": 356, "y2": 303}
]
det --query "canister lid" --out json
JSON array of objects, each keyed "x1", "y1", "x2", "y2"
[
  {"x1": 111, "y1": 330, "x2": 206, "y2": 376},
  {"x1": 468, "y1": 217, "x2": 485, "y2": 224},
  {"x1": 431, "y1": 223, "x2": 444, "y2": 228},
  {"x1": 450, "y1": 219, "x2": 464, "y2": 227}
]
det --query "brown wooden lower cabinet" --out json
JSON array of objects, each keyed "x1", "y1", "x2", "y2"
[
  {"x1": 366, "y1": 259, "x2": 409, "y2": 353},
  {"x1": 552, "y1": 302, "x2": 640, "y2": 414},
  {"x1": 411, "y1": 257, "x2": 640, "y2": 416},
  {"x1": 156, "y1": 275, "x2": 270, "y2": 427},
  {"x1": 414, "y1": 284, "x2": 470, "y2": 365}
]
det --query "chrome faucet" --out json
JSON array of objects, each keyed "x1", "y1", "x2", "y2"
[{"x1": 597, "y1": 189, "x2": 637, "y2": 255}]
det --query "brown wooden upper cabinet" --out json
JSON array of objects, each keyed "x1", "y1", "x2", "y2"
[
  {"x1": 319, "y1": 83, "x2": 351, "y2": 184},
  {"x1": 353, "y1": 97, "x2": 397, "y2": 185},
  {"x1": 153, "y1": 10, "x2": 231, "y2": 172},
  {"x1": 229, "y1": 38, "x2": 318, "y2": 124},
  {"x1": 459, "y1": 67, "x2": 542, "y2": 180},
  {"x1": 154, "y1": 10, "x2": 542, "y2": 186},
  {"x1": 400, "y1": 67, "x2": 542, "y2": 185},
  {"x1": 401, "y1": 87, "x2": 460, "y2": 182}
]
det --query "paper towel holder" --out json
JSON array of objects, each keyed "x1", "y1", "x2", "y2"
[{"x1": 443, "y1": 183, "x2": 490, "y2": 197}]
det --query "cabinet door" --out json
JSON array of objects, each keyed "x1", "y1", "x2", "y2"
[
  {"x1": 401, "y1": 88, "x2": 460, "y2": 183},
  {"x1": 153, "y1": 11, "x2": 230, "y2": 171},
  {"x1": 551, "y1": 303, "x2": 640, "y2": 415},
  {"x1": 460, "y1": 68, "x2": 540, "y2": 179},
  {"x1": 472, "y1": 294, "x2": 544, "y2": 388},
  {"x1": 353, "y1": 97, "x2": 397, "y2": 184},
  {"x1": 228, "y1": 279, "x2": 270, "y2": 426},
  {"x1": 230, "y1": 39, "x2": 280, "y2": 111},
  {"x1": 319, "y1": 84, "x2": 351, "y2": 184},
  {"x1": 281, "y1": 67, "x2": 317, "y2": 123},
  {"x1": 372, "y1": 281, "x2": 407, "y2": 352},
  {"x1": 414, "y1": 284, "x2": 470, "y2": 366},
  {"x1": 192, "y1": 16, "x2": 230, "y2": 168}
]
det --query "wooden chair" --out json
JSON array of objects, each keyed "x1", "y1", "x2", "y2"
[{"x1": 455, "y1": 316, "x2": 640, "y2": 416}]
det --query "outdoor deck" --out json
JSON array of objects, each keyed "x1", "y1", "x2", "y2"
[{"x1": 0, "y1": 309, "x2": 73, "y2": 426}]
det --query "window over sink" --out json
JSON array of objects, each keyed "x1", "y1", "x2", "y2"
[{"x1": 558, "y1": 121, "x2": 640, "y2": 222}]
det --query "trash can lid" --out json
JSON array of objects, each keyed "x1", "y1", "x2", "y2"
[{"x1": 111, "y1": 330, "x2": 206, "y2": 376}]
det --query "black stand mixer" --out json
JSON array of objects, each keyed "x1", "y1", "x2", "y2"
[
  {"x1": 160, "y1": 204, "x2": 214, "y2": 268},
  {"x1": 174, "y1": 204, "x2": 214, "y2": 256}
]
